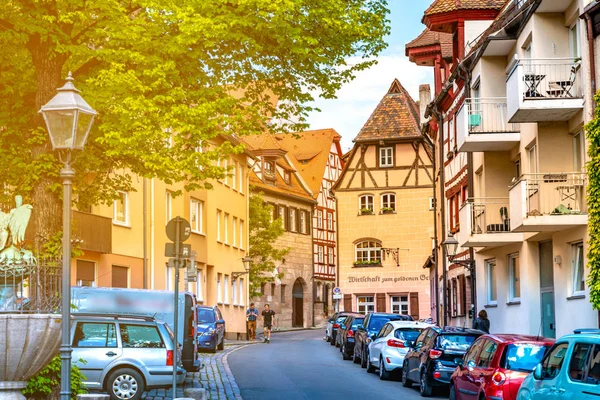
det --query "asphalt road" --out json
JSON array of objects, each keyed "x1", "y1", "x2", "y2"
[{"x1": 228, "y1": 329, "x2": 448, "y2": 400}]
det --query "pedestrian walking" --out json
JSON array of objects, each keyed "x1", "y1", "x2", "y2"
[
  {"x1": 246, "y1": 302, "x2": 259, "y2": 341},
  {"x1": 261, "y1": 303, "x2": 276, "y2": 343},
  {"x1": 473, "y1": 309, "x2": 490, "y2": 333}
]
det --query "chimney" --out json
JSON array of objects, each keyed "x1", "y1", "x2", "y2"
[{"x1": 419, "y1": 84, "x2": 431, "y2": 123}]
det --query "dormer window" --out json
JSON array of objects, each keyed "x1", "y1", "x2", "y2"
[
  {"x1": 283, "y1": 170, "x2": 291, "y2": 184},
  {"x1": 263, "y1": 160, "x2": 275, "y2": 181}
]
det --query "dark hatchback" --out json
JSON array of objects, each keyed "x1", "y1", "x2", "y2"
[
  {"x1": 329, "y1": 312, "x2": 356, "y2": 347},
  {"x1": 402, "y1": 326, "x2": 484, "y2": 397},
  {"x1": 337, "y1": 314, "x2": 365, "y2": 360},
  {"x1": 196, "y1": 306, "x2": 226, "y2": 353},
  {"x1": 354, "y1": 312, "x2": 413, "y2": 368}
]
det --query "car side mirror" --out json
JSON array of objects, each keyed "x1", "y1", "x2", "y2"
[
  {"x1": 533, "y1": 363, "x2": 543, "y2": 380},
  {"x1": 454, "y1": 358, "x2": 463, "y2": 367},
  {"x1": 216, "y1": 319, "x2": 225, "y2": 325}
]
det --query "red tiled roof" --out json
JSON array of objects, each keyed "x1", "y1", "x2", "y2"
[
  {"x1": 405, "y1": 28, "x2": 453, "y2": 59},
  {"x1": 354, "y1": 79, "x2": 421, "y2": 142},
  {"x1": 424, "y1": 0, "x2": 507, "y2": 17}
]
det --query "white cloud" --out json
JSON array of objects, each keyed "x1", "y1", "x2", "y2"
[{"x1": 306, "y1": 55, "x2": 433, "y2": 151}]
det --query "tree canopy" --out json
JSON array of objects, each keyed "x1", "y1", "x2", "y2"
[{"x1": 0, "y1": 0, "x2": 389, "y2": 246}]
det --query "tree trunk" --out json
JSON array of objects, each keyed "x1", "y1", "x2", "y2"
[{"x1": 28, "y1": 34, "x2": 67, "y2": 253}]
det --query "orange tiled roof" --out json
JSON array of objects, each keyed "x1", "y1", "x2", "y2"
[
  {"x1": 249, "y1": 167, "x2": 314, "y2": 202},
  {"x1": 405, "y1": 28, "x2": 453, "y2": 59},
  {"x1": 424, "y1": 0, "x2": 507, "y2": 17},
  {"x1": 354, "y1": 79, "x2": 421, "y2": 142}
]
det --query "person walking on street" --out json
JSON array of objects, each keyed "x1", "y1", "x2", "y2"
[
  {"x1": 246, "y1": 303, "x2": 259, "y2": 341},
  {"x1": 261, "y1": 304, "x2": 276, "y2": 343},
  {"x1": 473, "y1": 309, "x2": 490, "y2": 333}
]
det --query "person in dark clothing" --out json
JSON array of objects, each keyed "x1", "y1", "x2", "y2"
[
  {"x1": 261, "y1": 303, "x2": 276, "y2": 343},
  {"x1": 473, "y1": 309, "x2": 490, "y2": 333}
]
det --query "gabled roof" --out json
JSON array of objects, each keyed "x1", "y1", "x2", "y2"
[
  {"x1": 405, "y1": 28, "x2": 453, "y2": 60},
  {"x1": 424, "y1": 0, "x2": 507, "y2": 17},
  {"x1": 354, "y1": 79, "x2": 421, "y2": 143}
]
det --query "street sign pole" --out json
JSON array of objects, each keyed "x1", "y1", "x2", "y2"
[{"x1": 172, "y1": 216, "x2": 181, "y2": 399}]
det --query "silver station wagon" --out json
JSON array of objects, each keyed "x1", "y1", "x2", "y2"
[{"x1": 71, "y1": 314, "x2": 186, "y2": 400}]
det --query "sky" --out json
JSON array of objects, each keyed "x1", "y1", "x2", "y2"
[{"x1": 305, "y1": 0, "x2": 435, "y2": 151}]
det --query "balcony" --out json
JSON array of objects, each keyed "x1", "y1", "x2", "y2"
[
  {"x1": 456, "y1": 199, "x2": 524, "y2": 248},
  {"x1": 509, "y1": 172, "x2": 588, "y2": 232},
  {"x1": 456, "y1": 98, "x2": 520, "y2": 152},
  {"x1": 507, "y1": 58, "x2": 583, "y2": 123},
  {"x1": 73, "y1": 211, "x2": 112, "y2": 253}
]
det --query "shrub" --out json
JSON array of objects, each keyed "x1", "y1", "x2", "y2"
[{"x1": 23, "y1": 355, "x2": 87, "y2": 400}]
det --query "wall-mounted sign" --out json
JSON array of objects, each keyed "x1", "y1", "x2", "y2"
[{"x1": 347, "y1": 274, "x2": 429, "y2": 284}]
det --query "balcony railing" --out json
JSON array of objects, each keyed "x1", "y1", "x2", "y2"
[
  {"x1": 73, "y1": 211, "x2": 112, "y2": 254},
  {"x1": 465, "y1": 99, "x2": 519, "y2": 134},
  {"x1": 469, "y1": 198, "x2": 511, "y2": 235},
  {"x1": 521, "y1": 172, "x2": 587, "y2": 217}
]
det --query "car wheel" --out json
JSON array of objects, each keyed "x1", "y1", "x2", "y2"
[
  {"x1": 419, "y1": 370, "x2": 433, "y2": 397},
  {"x1": 326, "y1": 335, "x2": 331, "y2": 343},
  {"x1": 379, "y1": 356, "x2": 391, "y2": 381},
  {"x1": 217, "y1": 336, "x2": 225, "y2": 350},
  {"x1": 107, "y1": 368, "x2": 144, "y2": 400},
  {"x1": 342, "y1": 344, "x2": 351, "y2": 360},
  {"x1": 330, "y1": 333, "x2": 336, "y2": 346},
  {"x1": 401, "y1": 361, "x2": 413, "y2": 387},
  {"x1": 360, "y1": 346, "x2": 367, "y2": 369},
  {"x1": 449, "y1": 383, "x2": 457, "y2": 400},
  {"x1": 366, "y1": 350, "x2": 375, "y2": 373},
  {"x1": 352, "y1": 348, "x2": 360, "y2": 364}
]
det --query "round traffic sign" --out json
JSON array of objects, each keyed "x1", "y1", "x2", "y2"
[
  {"x1": 166, "y1": 217, "x2": 191, "y2": 242},
  {"x1": 333, "y1": 287, "x2": 341, "y2": 295}
]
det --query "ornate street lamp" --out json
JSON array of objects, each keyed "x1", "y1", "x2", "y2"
[
  {"x1": 232, "y1": 256, "x2": 253, "y2": 280},
  {"x1": 443, "y1": 234, "x2": 460, "y2": 261},
  {"x1": 39, "y1": 72, "x2": 96, "y2": 400}
]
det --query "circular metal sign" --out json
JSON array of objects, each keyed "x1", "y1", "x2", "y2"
[
  {"x1": 166, "y1": 217, "x2": 191, "y2": 242},
  {"x1": 333, "y1": 287, "x2": 341, "y2": 295}
]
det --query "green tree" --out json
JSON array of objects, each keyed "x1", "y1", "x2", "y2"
[
  {"x1": 586, "y1": 94, "x2": 600, "y2": 309},
  {"x1": 248, "y1": 191, "x2": 289, "y2": 298},
  {"x1": 0, "y1": 0, "x2": 389, "y2": 250}
]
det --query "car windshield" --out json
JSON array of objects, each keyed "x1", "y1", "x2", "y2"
[
  {"x1": 350, "y1": 318, "x2": 364, "y2": 329},
  {"x1": 197, "y1": 309, "x2": 216, "y2": 323},
  {"x1": 394, "y1": 328, "x2": 422, "y2": 341},
  {"x1": 370, "y1": 316, "x2": 399, "y2": 332},
  {"x1": 438, "y1": 334, "x2": 477, "y2": 351},
  {"x1": 501, "y1": 344, "x2": 550, "y2": 372}
]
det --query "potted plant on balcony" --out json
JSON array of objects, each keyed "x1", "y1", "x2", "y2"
[
  {"x1": 360, "y1": 207, "x2": 373, "y2": 215},
  {"x1": 353, "y1": 260, "x2": 382, "y2": 267},
  {"x1": 381, "y1": 207, "x2": 394, "y2": 214}
]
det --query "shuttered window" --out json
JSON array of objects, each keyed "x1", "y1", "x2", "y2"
[
  {"x1": 111, "y1": 266, "x2": 128, "y2": 288},
  {"x1": 77, "y1": 260, "x2": 96, "y2": 287}
]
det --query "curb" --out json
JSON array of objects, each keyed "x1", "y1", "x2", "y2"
[{"x1": 221, "y1": 345, "x2": 248, "y2": 400}]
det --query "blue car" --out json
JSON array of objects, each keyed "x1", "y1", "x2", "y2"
[
  {"x1": 196, "y1": 306, "x2": 226, "y2": 353},
  {"x1": 517, "y1": 329, "x2": 600, "y2": 400}
]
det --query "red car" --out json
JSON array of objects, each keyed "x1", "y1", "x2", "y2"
[{"x1": 450, "y1": 334, "x2": 554, "y2": 400}]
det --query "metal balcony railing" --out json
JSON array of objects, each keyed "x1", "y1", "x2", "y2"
[
  {"x1": 469, "y1": 198, "x2": 511, "y2": 235},
  {"x1": 512, "y1": 58, "x2": 583, "y2": 100},
  {"x1": 465, "y1": 98, "x2": 519, "y2": 133},
  {"x1": 519, "y1": 172, "x2": 588, "y2": 217}
]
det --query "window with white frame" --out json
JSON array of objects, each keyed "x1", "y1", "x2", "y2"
[
  {"x1": 165, "y1": 191, "x2": 172, "y2": 224},
  {"x1": 224, "y1": 213, "x2": 229, "y2": 244},
  {"x1": 573, "y1": 131, "x2": 585, "y2": 172},
  {"x1": 508, "y1": 253, "x2": 520, "y2": 302},
  {"x1": 300, "y1": 211, "x2": 307, "y2": 234},
  {"x1": 317, "y1": 210, "x2": 323, "y2": 229},
  {"x1": 196, "y1": 269, "x2": 203, "y2": 302},
  {"x1": 527, "y1": 144, "x2": 537, "y2": 174},
  {"x1": 391, "y1": 295, "x2": 409, "y2": 315},
  {"x1": 570, "y1": 21, "x2": 581, "y2": 59},
  {"x1": 239, "y1": 278, "x2": 245, "y2": 306},
  {"x1": 381, "y1": 193, "x2": 396, "y2": 212},
  {"x1": 232, "y1": 161, "x2": 238, "y2": 190},
  {"x1": 289, "y1": 208, "x2": 297, "y2": 232},
  {"x1": 379, "y1": 147, "x2": 393, "y2": 167},
  {"x1": 328, "y1": 247, "x2": 334, "y2": 265},
  {"x1": 327, "y1": 212, "x2": 333, "y2": 230},
  {"x1": 238, "y1": 163, "x2": 244, "y2": 193},
  {"x1": 232, "y1": 279, "x2": 238, "y2": 305},
  {"x1": 359, "y1": 195, "x2": 374, "y2": 214},
  {"x1": 318, "y1": 246, "x2": 324, "y2": 263},
  {"x1": 239, "y1": 220, "x2": 244, "y2": 249},
  {"x1": 223, "y1": 158, "x2": 229, "y2": 186},
  {"x1": 355, "y1": 240, "x2": 382, "y2": 264},
  {"x1": 486, "y1": 260, "x2": 497, "y2": 305},
  {"x1": 216, "y1": 210, "x2": 222, "y2": 242},
  {"x1": 113, "y1": 191, "x2": 129, "y2": 225},
  {"x1": 217, "y1": 273, "x2": 222, "y2": 303},
  {"x1": 232, "y1": 217, "x2": 238, "y2": 247},
  {"x1": 357, "y1": 296, "x2": 375, "y2": 314},
  {"x1": 224, "y1": 275, "x2": 230, "y2": 304},
  {"x1": 190, "y1": 199, "x2": 203, "y2": 233},
  {"x1": 277, "y1": 205, "x2": 285, "y2": 229},
  {"x1": 572, "y1": 242, "x2": 585, "y2": 295}
]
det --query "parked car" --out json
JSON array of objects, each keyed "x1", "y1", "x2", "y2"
[
  {"x1": 517, "y1": 329, "x2": 600, "y2": 400},
  {"x1": 366, "y1": 320, "x2": 433, "y2": 380},
  {"x1": 339, "y1": 314, "x2": 366, "y2": 360},
  {"x1": 196, "y1": 305, "x2": 226, "y2": 353},
  {"x1": 402, "y1": 326, "x2": 484, "y2": 397},
  {"x1": 326, "y1": 312, "x2": 355, "y2": 343},
  {"x1": 354, "y1": 312, "x2": 413, "y2": 368},
  {"x1": 450, "y1": 334, "x2": 554, "y2": 400},
  {"x1": 71, "y1": 314, "x2": 186, "y2": 400},
  {"x1": 336, "y1": 314, "x2": 362, "y2": 348}
]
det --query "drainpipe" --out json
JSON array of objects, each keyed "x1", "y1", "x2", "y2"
[
  {"x1": 423, "y1": 132, "x2": 440, "y2": 325},
  {"x1": 584, "y1": 12, "x2": 597, "y2": 109}
]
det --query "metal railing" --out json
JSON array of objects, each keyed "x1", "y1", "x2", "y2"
[
  {"x1": 513, "y1": 58, "x2": 583, "y2": 100},
  {"x1": 518, "y1": 172, "x2": 587, "y2": 217},
  {"x1": 468, "y1": 198, "x2": 511, "y2": 235},
  {"x1": 465, "y1": 98, "x2": 519, "y2": 133}
]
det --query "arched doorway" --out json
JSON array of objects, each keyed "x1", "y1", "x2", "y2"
[{"x1": 292, "y1": 278, "x2": 305, "y2": 327}]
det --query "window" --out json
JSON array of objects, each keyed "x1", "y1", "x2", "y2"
[
  {"x1": 120, "y1": 325, "x2": 164, "y2": 348},
  {"x1": 508, "y1": 253, "x2": 521, "y2": 301},
  {"x1": 224, "y1": 213, "x2": 229, "y2": 244},
  {"x1": 541, "y1": 343, "x2": 569, "y2": 379},
  {"x1": 232, "y1": 217, "x2": 238, "y2": 247},
  {"x1": 77, "y1": 260, "x2": 96, "y2": 287},
  {"x1": 570, "y1": 21, "x2": 581, "y2": 59},
  {"x1": 289, "y1": 208, "x2": 297, "y2": 232},
  {"x1": 238, "y1": 162, "x2": 244, "y2": 193},
  {"x1": 573, "y1": 132, "x2": 585, "y2": 172},
  {"x1": 464, "y1": 339, "x2": 484, "y2": 365},
  {"x1": 357, "y1": 296, "x2": 375, "y2": 314},
  {"x1": 190, "y1": 199, "x2": 204, "y2": 233},
  {"x1": 299, "y1": 211, "x2": 307, "y2": 234},
  {"x1": 111, "y1": 265, "x2": 128, "y2": 288},
  {"x1": 527, "y1": 144, "x2": 538, "y2": 174},
  {"x1": 223, "y1": 158, "x2": 229, "y2": 186},
  {"x1": 277, "y1": 205, "x2": 286, "y2": 229},
  {"x1": 239, "y1": 220, "x2": 244, "y2": 249},
  {"x1": 475, "y1": 170, "x2": 483, "y2": 198},
  {"x1": 260, "y1": 283, "x2": 266, "y2": 295},
  {"x1": 359, "y1": 195, "x2": 374, "y2": 214},
  {"x1": 355, "y1": 240, "x2": 382, "y2": 264},
  {"x1": 451, "y1": 279, "x2": 458, "y2": 317},
  {"x1": 486, "y1": 260, "x2": 497, "y2": 305},
  {"x1": 502, "y1": 343, "x2": 550, "y2": 372},
  {"x1": 477, "y1": 340, "x2": 498, "y2": 368},
  {"x1": 196, "y1": 269, "x2": 203, "y2": 302},
  {"x1": 216, "y1": 210, "x2": 222, "y2": 242},
  {"x1": 263, "y1": 160, "x2": 275, "y2": 180},
  {"x1": 318, "y1": 246, "x2": 324, "y2": 263},
  {"x1": 381, "y1": 193, "x2": 396, "y2": 212},
  {"x1": 569, "y1": 343, "x2": 592, "y2": 382},
  {"x1": 449, "y1": 193, "x2": 460, "y2": 232},
  {"x1": 281, "y1": 284, "x2": 286, "y2": 303},
  {"x1": 328, "y1": 247, "x2": 334, "y2": 266},
  {"x1": 270, "y1": 283, "x2": 276, "y2": 296},
  {"x1": 514, "y1": 158, "x2": 521, "y2": 180},
  {"x1": 327, "y1": 212, "x2": 333, "y2": 230},
  {"x1": 572, "y1": 242, "x2": 585, "y2": 295},
  {"x1": 72, "y1": 322, "x2": 117, "y2": 348},
  {"x1": 217, "y1": 273, "x2": 222, "y2": 303},
  {"x1": 113, "y1": 191, "x2": 129, "y2": 225},
  {"x1": 232, "y1": 161, "x2": 238, "y2": 190},
  {"x1": 232, "y1": 279, "x2": 238, "y2": 305},
  {"x1": 283, "y1": 170, "x2": 291, "y2": 184},
  {"x1": 224, "y1": 275, "x2": 229, "y2": 304},
  {"x1": 449, "y1": 117, "x2": 455, "y2": 151},
  {"x1": 379, "y1": 147, "x2": 393, "y2": 167},
  {"x1": 317, "y1": 210, "x2": 323, "y2": 229},
  {"x1": 391, "y1": 295, "x2": 409, "y2": 315},
  {"x1": 239, "y1": 278, "x2": 244, "y2": 306},
  {"x1": 165, "y1": 191, "x2": 172, "y2": 224}
]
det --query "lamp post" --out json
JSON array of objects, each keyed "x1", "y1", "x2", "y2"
[
  {"x1": 443, "y1": 233, "x2": 477, "y2": 319},
  {"x1": 39, "y1": 72, "x2": 97, "y2": 400},
  {"x1": 232, "y1": 256, "x2": 253, "y2": 280}
]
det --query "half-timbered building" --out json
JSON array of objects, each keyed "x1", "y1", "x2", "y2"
[{"x1": 333, "y1": 79, "x2": 434, "y2": 320}]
